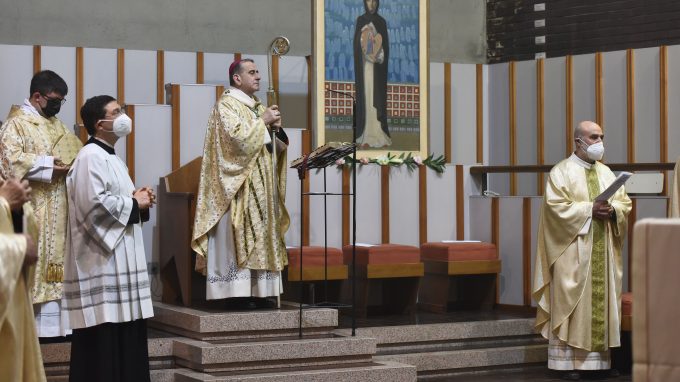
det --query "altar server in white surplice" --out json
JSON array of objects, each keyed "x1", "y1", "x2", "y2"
[{"x1": 63, "y1": 95, "x2": 156, "y2": 382}]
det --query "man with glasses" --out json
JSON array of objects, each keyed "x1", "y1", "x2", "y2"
[{"x1": 0, "y1": 70, "x2": 82, "y2": 339}]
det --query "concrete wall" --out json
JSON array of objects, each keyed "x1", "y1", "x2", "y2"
[{"x1": 0, "y1": 0, "x2": 487, "y2": 63}]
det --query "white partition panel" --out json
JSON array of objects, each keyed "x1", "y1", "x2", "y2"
[
  {"x1": 515, "y1": 60, "x2": 537, "y2": 196},
  {"x1": 204, "y1": 52, "x2": 231, "y2": 86},
  {"x1": 352, "y1": 165, "x2": 382, "y2": 244},
  {"x1": 468, "y1": 196, "x2": 492, "y2": 242},
  {"x1": 572, "y1": 53, "x2": 596, "y2": 127},
  {"x1": 634, "y1": 47, "x2": 661, "y2": 163},
  {"x1": 284, "y1": 129, "x2": 302, "y2": 246},
  {"x1": 668, "y1": 45, "x2": 680, "y2": 162},
  {"x1": 124, "y1": 50, "x2": 157, "y2": 105},
  {"x1": 83, "y1": 48, "x2": 117, "y2": 100},
  {"x1": 389, "y1": 167, "x2": 420, "y2": 246},
  {"x1": 0, "y1": 44, "x2": 33, "y2": 120},
  {"x1": 498, "y1": 197, "x2": 524, "y2": 305},
  {"x1": 487, "y1": 63, "x2": 510, "y2": 195},
  {"x1": 113, "y1": 134, "x2": 127, "y2": 165},
  {"x1": 426, "y1": 167, "x2": 456, "y2": 241},
  {"x1": 603, "y1": 50, "x2": 628, "y2": 163},
  {"x1": 308, "y1": 168, "x2": 343, "y2": 248},
  {"x1": 451, "y1": 63, "x2": 477, "y2": 165},
  {"x1": 132, "y1": 105, "x2": 172, "y2": 265},
  {"x1": 279, "y1": 56, "x2": 308, "y2": 131},
  {"x1": 530, "y1": 196, "x2": 542, "y2": 307},
  {"x1": 544, "y1": 57, "x2": 567, "y2": 165},
  {"x1": 41, "y1": 46, "x2": 77, "y2": 132},
  {"x1": 165, "y1": 51, "x2": 197, "y2": 89},
  {"x1": 429, "y1": 62, "x2": 445, "y2": 160},
  {"x1": 178, "y1": 85, "x2": 216, "y2": 166}
]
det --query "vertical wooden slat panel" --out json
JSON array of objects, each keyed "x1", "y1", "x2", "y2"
[
  {"x1": 234, "y1": 53, "x2": 242, "y2": 62},
  {"x1": 536, "y1": 59, "x2": 545, "y2": 196},
  {"x1": 595, "y1": 52, "x2": 604, "y2": 128},
  {"x1": 33, "y1": 45, "x2": 41, "y2": 74},
  {"x1": 522, "y1": 197, "x2": 532, "y2": 306},
  {"x1": 566, "y1": 55, "x2": 574, "y2": 156},
  {"x1": 660, "y1": 46, "x2": 669, "y2": 195},
  {"x1": 342, "y1": 167, "x2": 350, "y2": 246},
  {"x1": 196, "y1": 52, "x2": 204, "y2": 84},
  {"x1": 508, "y1": 61, "x2": 517, "y2": 195},
  {"x1": 418, "y1": 166, "x2": 427, "y2": 245},
  {"x1": 626, "y1": 49, "x2": 636, "y2": 163},
  {"x1": 381, "y1": 166, "x2": 390, "y2": 244},
  {"x1": 76, "y1": 47, "x2": 86, "y2": 143},
  {"x1": 301, "y1": 129, "x2": 311, "y2": 246},
  {"x1": 491, "y1": 197, "x2": 500, "y2": 304},
  {"x1": 455, "y1": 165, "x2": 465, "y2": 240},
  {"x1": 216, "y1": 85, "x2": 224, "y2": 100},
  {"x1": 476, "y1": 63, "x2": 484, "y2": 164},
  {"x1": 627, "y1": 198, "x2": 637, "y2": 292},
  {"x1": 126, "y1": 105, "x2": 136, "y2": 182},
  {"x1": 444, "y1": 63, "x2": 451, "y2": 163},
  {"x1": 157, "y1": 50, "x2": 165, "y2": 104},
  {"x1": 171, "y1": 84, "x2": 180, "y2": 171},
  {"x1": 117, "y1": 49, "x2": 125, "y2": 104}
]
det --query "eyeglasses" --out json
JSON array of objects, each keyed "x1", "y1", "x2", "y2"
[
  {"x1": 41, "y1": 94, "x2": 67, "y2": 106},
  {"x1": 102, "y1": 105, "x2": 127, "y2": 120}
]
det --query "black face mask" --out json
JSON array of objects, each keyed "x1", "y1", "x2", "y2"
[{"x1": 42, "y1": 99, "x2": 62, "y2": 118}]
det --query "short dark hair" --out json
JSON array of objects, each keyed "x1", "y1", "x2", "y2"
[
  {"x1": 81, "y1": 95, "x2": 116, "y2": 136},
  {"x1": 30, "y1": 70, "x2": 68, "y2": 98},
  {"x1": 228, "y1": 58, "x2": 255, "y2": 86}
]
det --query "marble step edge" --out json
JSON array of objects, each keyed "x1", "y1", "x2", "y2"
[
  {"x1": 376, "y1": 333, "x2": 547, "y2": 356},
  {"x1": 173, "y1": 335, "x2": 377, "y2": 368},
  {"x1": 334, "y1": 317, "x2": 538, "y2": 345},
  {"x1": 174, "y1": 360, "x2": 417, "y2": 382},
  {"x1": 150, "y1": 302, "x2": 337, "y2": 335},
  {"x1": 375, "y1": 343, "x2": 549, "y2": 373},
  {"x1": 41, "y1": 336, "x2": 177, "y2": 364}
]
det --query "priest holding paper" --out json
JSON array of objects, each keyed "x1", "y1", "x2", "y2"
[{"x1": 533, "y1": 121, "x2": 631, "y2": 380}]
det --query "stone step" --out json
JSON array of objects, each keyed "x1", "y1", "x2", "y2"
[
  {"x1": 173, "y1": 360, "x2": 417, "y2": 382},
  {"x1": 173, "y1": 335, "x2": 377, "y2": 373},
  {"x1": 375, "y1": 343, "x2": 548, "y2": 375},
  {"x1": 150, "y1": 301, "x2": 338, "y2": 340}
]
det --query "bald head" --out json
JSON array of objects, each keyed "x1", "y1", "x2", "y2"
[{"x1": 574, "y1": 121, "x2": 601, "y2": 140}]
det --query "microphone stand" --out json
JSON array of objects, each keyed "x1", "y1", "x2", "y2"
[{"x1": 325, "y1": 87, "x2": 357, "y2": 336}]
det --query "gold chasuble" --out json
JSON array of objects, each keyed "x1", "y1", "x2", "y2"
[
  {"x1": 0, "y1": 105, "x2": 82, "y2": 304},
  {"x1": 0, "y1": 197, "x2": 46, "y2": 382},
  {"x1": 533, "y1": 155, "x2": 631, "y2": 352},
  {"x1": 192, "y1": 89, "x2": 289, "y2": 272}
]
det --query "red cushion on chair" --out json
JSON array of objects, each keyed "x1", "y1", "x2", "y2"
[
  {"x1": 420, "y1": 242, "x2": 497, "y2": 262},
  {"x1": 622, "y1": 292, "x2": 632, "y2": 316},
  {"x1": 287, "y1": 246, "x2": 344, "y2": 267},
  {"x1": 342, "y1": 244, "x2": 421, "y2": 265}
]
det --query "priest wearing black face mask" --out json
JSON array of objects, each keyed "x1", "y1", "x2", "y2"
[{"x1": 0, "y1": 69, "x2": 83, "y2": 340}]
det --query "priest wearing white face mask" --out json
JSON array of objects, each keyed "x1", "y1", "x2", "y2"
[
  {"x1": 533, "y1": 121, "x2": 631, "y2": 380},
  {"x1": 62, "y1": 95, "x2": 155, "y2": 382}
]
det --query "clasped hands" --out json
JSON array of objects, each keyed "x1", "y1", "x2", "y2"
[
  {"x1": 0, "y1": 177, "x2": 36, "y2": 267},
  {"x1": 592, "y1": 200, "x2": 614, "y2": 220},
  {"x1": 262, "y1": 105, "x2": 282, "y2": 132},
  {"x1": 52, "y1": 157, "x2": 70, "y2": 180},
  {"x1": 133, "y1": 187, "x2": 156, "y2": 209}
]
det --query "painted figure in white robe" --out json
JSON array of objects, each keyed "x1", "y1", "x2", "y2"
[
  {"x1": 533, "y1": 121, "x2": 631, "y2": 381},
  {"x1": 63, "y1": 95, "x2": 155, "y2": 382},
  {"x1": 0, "y1": 176, "x2": 46, "y2": 382},
  {"x1": 191, "y1": 59, "x2": 289, "y2": 305},
  {"x1": 0, "y1": 70, "x2": 82, "y2": 337}
]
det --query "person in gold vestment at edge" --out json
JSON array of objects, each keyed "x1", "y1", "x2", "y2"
[
  {"x1": 191, "y1": 58, "x2": 290, "y2": 309},
  {"x1": 533, "y1": 121, "x2": 632, "y2": 381},
  {"x1": 0, "y1": 174, "x2": 47, "y2": 382},
  {"x1": 0, "y1": 70, "x2": 82, "y2": 339}
]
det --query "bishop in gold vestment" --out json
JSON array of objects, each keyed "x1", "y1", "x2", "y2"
[
  {"x1": 191, "y1": 59, "x2": 289, "y2": 300},
  {"x1": 533, "y1": 122, "x2": 631, "y2": 375},
  {"x1": 0, "y1": 186, "x2": 46, "y2": 382},
  {"x1": 0, "y1": 70, "x2": 82, "y2": 336}
]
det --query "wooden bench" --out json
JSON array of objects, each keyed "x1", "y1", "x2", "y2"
[
  {"x1": 417, "y1": 242, "x2": 500, "y2": 313},
  {"x1": 283, "y1": 246, "x2": 348, "y2": 304},
  {"x1": 621, "y1": 292, "x2": 632, "y2": 332},
  {"x1": 341, "y1": 244, "x2": 424, "y2": 317}
]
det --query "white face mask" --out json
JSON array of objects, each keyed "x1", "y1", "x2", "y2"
[
  {"x1": 101, "y1": 114, "x2": 132, "y2": 137},
  {"x1": 578, "y1": 138, "x2": 604, "y2": 161}
]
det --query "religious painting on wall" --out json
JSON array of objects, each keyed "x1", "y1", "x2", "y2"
[{"x1": 314, "y1": 0, "x2": 429, "y2": 158}]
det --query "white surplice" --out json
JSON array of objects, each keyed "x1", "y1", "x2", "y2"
[{"x1": 62, "y1": 141, "x2": 153, "y2": 330}]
